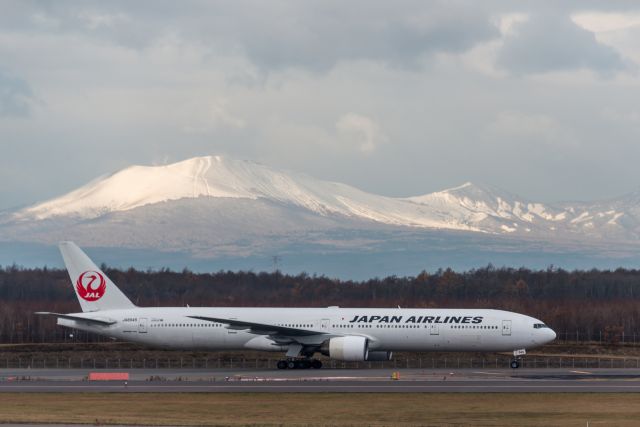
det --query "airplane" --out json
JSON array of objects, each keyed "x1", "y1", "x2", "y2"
[{"x1": 37, "y1": 242, "x2": 556, "y2": 369}]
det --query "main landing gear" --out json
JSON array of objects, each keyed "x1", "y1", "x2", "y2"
[{"x1": 276, "y1": 359, "x2": 323, "y2": 369}]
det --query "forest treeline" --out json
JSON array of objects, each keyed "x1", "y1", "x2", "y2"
[{"x1": 1, "y1": 264, "x2": 640, "y2": 343}]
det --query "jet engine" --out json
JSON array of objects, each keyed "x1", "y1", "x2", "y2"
[
  {"x1": 320, "y1": 336, "x2": 368, "y2": 361},
  {"x1": 320, "y1": 337, "x2": 393, "y2": 361}
]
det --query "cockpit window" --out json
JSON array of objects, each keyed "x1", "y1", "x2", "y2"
[{"x1": 533, "y1": 323, "x2": 549, "y2": 329}]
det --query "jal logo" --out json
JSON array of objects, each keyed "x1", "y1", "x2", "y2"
[{"x1": 76, "y1": 271, "x2": 106, "y2": 301}]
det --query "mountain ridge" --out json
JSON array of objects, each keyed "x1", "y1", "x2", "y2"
[
  {"x1": 7, "y1": 155, "x2": 640, "y2": 241},
  {"x1": 2, "y1": 155, "x2": 640, "y2": 261},
  {"x1": 2, "y1": 155, "x2": 640, "y2": 277}
]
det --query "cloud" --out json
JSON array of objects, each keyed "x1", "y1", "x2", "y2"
[
  {"x1": 2, "y1": 1, "x2": 640, "y2": 209},
  {"x1": 572, "y1": 11, "x2": 640, "y2": 33},
  {"x1": 0, "y1": 70, "x2": 34, "y2": 117},
  {"x1": 3, "y1": 1, "x2": 500, "y2": 73},
  {"x1": 497, "y1": 12, "x2": 628, "y2": 76},
  {"x1": 336, "y1": 113, "x2": 386, "y2": 153},
  {"x1": 230, "y1": 1, "x2": 500, "y2": 71},
  {"x1": 182, "y1": 99, "x2": 246, "y2": 134},
  {"x1": 76, "y1": 10, "x2": 129, "y2": 31},
  {"x1": 487, "y1": 111, "x2": 578, "y2": 148}
]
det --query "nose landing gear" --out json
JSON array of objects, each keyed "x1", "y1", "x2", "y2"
[{"x1": 510, "y1": 348, "x2": 526, "y2": 369}]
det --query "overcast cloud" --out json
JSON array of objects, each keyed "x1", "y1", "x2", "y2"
[
  {"x1": 1, "y1": 0, "x2": 640, "y2": 210},
  {"x1": 0, "y1": 69, "x2": 34, "y2": 117}
]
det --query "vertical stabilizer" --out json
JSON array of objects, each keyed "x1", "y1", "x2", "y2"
[{"x1": 59, "y1": 241, "x2": 135, "y2": 312}]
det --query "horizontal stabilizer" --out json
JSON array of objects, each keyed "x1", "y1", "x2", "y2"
[{"x1": 35, "y1": 312, "x2": 116, "y2": 326}]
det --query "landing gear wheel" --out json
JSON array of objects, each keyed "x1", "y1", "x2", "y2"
[
  {"x1": 299, "y1": 360, "x2": 311, "y2": 369},
  {"x1": 510, "y1": 359, "x2": 520, "y2": 369},
  {"x1": 278, "y1": 358, "x2": 318, "y2": 369}
]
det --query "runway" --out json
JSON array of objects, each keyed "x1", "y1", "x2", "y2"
[{"x1": 2, "y1": 368, "x2": 640, "y2": 392}]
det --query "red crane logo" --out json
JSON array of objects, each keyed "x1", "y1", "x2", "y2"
[{"x1": 76, "y1": 271, "x2": 106, "y2": 301}]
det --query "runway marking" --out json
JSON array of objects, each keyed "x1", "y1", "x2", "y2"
[
  {"x1": 472, "y1": 371, "x2": 504, "y2": 375},
  {"x1": 4, "y1": 384, "x2": 640, "y2": 390},
  {"x1": 231, "y1": 376, "x2": 391, "y2": 381},
  {"x1": 570, "y1": 370, "x2": 592, "y2": 374}
]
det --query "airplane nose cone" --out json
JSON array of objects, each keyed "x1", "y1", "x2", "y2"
[{"x1": 548, "y1": 328, "x2": 557, "y2": 342}]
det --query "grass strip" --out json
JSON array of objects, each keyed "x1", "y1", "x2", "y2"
[{"x1": 0, "y1": 393, "x2": 639, "y2": 426}]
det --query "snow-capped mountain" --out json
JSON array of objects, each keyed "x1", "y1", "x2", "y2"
[
  {"x1": 11, "y1": 156, "x2": 483, "y2": 231},
  {"x1": 409, "y1": 181, "x2": 640, "y2": 241},
  {"x1": 2, "y1": 154, "x2": 640, "y2": 276},
  {"x1": 5, "y1": 155, "x2": 640, "y2": 243}
]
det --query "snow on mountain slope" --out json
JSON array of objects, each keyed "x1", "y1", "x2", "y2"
[
  {"x1": 407, "y1": 182, "x2": 570, "y2": 231},
  {"x1": 406, "y1": 182, "x2": 640, "y2": 240},
  {"x1": 20, "y1": 156, "x2": 244, "y2": 219},
  {"x1": 8, "y1": 155, "x2": 640, "y2": 243},
  {"x1": 14, "y1": 156, "x2": 482, "y2": 231}
]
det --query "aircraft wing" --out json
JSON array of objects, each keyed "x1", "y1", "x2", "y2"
[
  {"x1": 187, "y1": 315, "x2": 325, "y2": 337},
  {"x1": 35, "y1": 312, "x2": 116, "y2": 326}
]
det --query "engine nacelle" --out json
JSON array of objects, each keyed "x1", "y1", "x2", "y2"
[
  {"x1": 366, "y1": 351, "x2": 393, "y2": 361},
  {"x1": 320, "y1": 336, "x2": 368, "y2": 361}
]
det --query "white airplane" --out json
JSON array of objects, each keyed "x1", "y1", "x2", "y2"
[{"x1": 37, "y1": 242, "x2": 556, "y2": 369}]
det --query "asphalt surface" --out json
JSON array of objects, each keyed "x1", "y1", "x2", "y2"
[{"x1": 2, "y1": 368, "x2": 640, "y2": 392}]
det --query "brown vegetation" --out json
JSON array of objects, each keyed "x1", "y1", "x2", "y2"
[{"x1": 1, "y1": 265, "x2": 640, "y2": 343}]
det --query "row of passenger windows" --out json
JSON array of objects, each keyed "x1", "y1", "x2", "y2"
[
  {"x1": 147, "y1": 322, "x2": 498, "y2": 330},
  {"x1": 332, "y1": 324, "x2": 498, "y2": 330},
  {"x1": 150, "y1": 323, "x2": 222, "y2": 328},
  {"x1": 151, "y1": 322, "x2": 313, "y2": 329},
  {"x1": 452, "y1": 325, "x2": 498, "y2": 329},
  {"x1": 333, "y1": 324, "x2": 419, "y2": 329}
]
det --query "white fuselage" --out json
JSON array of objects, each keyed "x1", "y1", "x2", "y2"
[{"x1": 59, "y1": 306, "x2": 556, "y2": 353}]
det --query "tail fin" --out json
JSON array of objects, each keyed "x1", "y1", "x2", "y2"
[{"x1": 59, "y1": 241, "x2": 135, "y2": 312}]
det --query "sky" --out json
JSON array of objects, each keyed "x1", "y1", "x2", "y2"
[{"x1": 2, "y1": 0, "x2": 640, "y2": 210}]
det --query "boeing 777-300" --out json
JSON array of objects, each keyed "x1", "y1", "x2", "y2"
[{"x1": 37, "y1": 242, "x2": 556, "y2": 369}]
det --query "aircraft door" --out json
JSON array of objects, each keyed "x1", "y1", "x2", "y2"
[
  {"x1": 502, "y1": 320, "x2": 511, "y2": 336},
  {"x1": 138, "y1": 318, "x2": 148, "y2": 334},
  {"x1": 430, "y1": 324, "x2": 439, "y2": 335},
  {"x1": 320, "y1": 318, "x2": 330, "y2": 331}
]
